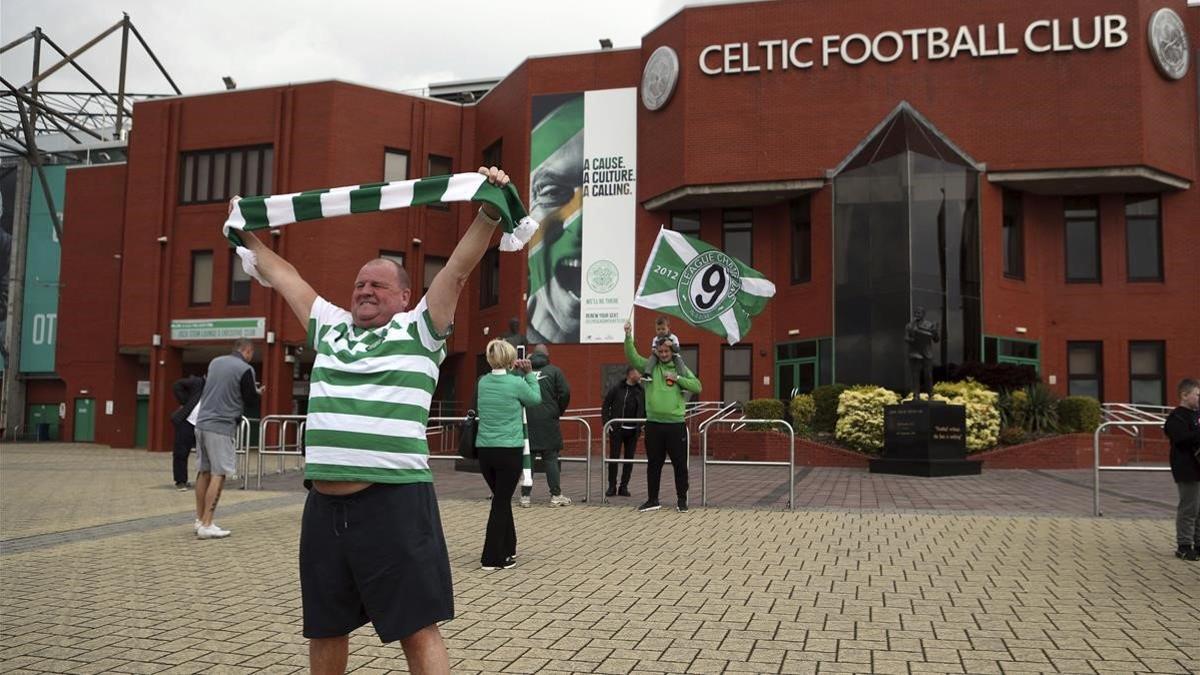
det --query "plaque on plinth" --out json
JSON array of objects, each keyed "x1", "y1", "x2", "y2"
[{"x1": 868, "y1": 400, "x2": 981, "y2": 476}]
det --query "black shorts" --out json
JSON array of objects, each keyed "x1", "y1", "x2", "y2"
[{"x1": 299, "y1": 482, "x2": 454, "y2": 642}]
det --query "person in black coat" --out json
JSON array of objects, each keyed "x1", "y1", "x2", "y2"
[
  {"x1": 1164, "y1": 377, "x2": 1200, "y2": 561},
  {"x1": 602, "y1": 366, "x2": 646, "y2": 497},
  {"x1": 170, "y1": 374, "x2": 205, "y2": 489}
]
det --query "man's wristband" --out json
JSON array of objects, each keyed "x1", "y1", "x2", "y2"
[{"x1": 478, "y1": 206, "x2": 502, "y2": 226}]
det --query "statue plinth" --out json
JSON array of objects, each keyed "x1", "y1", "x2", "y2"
[{"x1": 868, "y1": 400, "x2": 981, "y2": 477}]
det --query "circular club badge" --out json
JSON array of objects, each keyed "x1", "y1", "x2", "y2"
[
  {"x1": 587, "y1": 259, "x2": 619, "y2": 294},
  {"x1": 641, "y1": 46, "x2": 679, "y2": 111},
  {"x1": 677, "y1": 250, "x2": 742, "y2": 325}
]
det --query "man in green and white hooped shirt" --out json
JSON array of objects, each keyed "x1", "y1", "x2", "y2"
[{"x1": 236, "y1": 167, "x2": 512, "y2": 675}]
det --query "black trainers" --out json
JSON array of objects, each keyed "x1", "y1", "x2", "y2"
[
  {"x1": 1175, "y1": 545, "x2": 1198, "y2": 561},
  {"x1": 677, "y1": 498, "x2": 689, "y2": 513},
  {"x1": 617, "y1": 486, "x2": 631, "y2": 497},
  {"x1": 637, "y1": 500, "x2": 661, "y2": 512},
  {"x1": 605, "y1": 486, "x2": 616, "y2": 497}
]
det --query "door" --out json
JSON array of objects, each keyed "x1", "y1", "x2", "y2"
[
  {"x1": 26, "y1": 403, "x2": 61, "y2": 441},
  {"x1": 134, "y1": 396, "x2": 149, "y2": 448},
  {"x1": 775, "y1": 360, "x2": 817, "y2": 398},
  {"x1": 73, "y1": 398, "x2": 95, "y2": 442}
]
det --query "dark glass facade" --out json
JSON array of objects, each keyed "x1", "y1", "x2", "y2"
[{"x1": 833, "y1": 107, "x2": 981, "y2": 392}]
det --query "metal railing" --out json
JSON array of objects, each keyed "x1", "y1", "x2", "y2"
[
  {"x1": 599, "y1": 418, "x2": 690, "y2": 505},
  {"x1": 1092, "y1": 405, "x2": 1170, "y2": 516},
  {"x1": 233, "y1": 417, "x2": 255, "y2": 488},
  {"x1": 254, "y1": 415, "x2": 306, "y2": 489},
  {"x1": 700, "y1": 418, "x2": 795, "y2": 510},
  {"x1": 427, "y1": 416, "x2": 468, "y2": 460},
  {"x1": 559, "y1": 416, "x2": 593, "y2": 502}
]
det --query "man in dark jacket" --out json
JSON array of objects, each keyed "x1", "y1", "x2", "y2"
[
  {"x1": 170, "y1": 374, "x2": 205, "y2": 490},
  {"x1": 602, "y1": 366, "x2": 645, "y2": 497},
  {"x1": 1164, "y1": 377, "x2": 1200, "y2": 561},
  {"x1": 521, "y1": 344, "x2": 572, "y2": 506}
]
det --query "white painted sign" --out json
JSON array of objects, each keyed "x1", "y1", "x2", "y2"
[{"x1": 699, "y1": 15, "x2": 1129, "y2": 74}]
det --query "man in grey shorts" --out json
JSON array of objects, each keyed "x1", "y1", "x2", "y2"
[{"x1": 194, "y1": 339, "x2": 263, "y2": 539}]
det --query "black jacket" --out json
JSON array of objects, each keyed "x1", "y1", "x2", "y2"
[
  {"x1": 170, "y1": 375, "x2": 205, "y2": 426},
  {"x1": 602, "y1": 380, "x2": 645, "y2": 431},
  {"x1": 1164, "y1": 406, "x2": 1200, "y2": 483},
  {"x1": 526, "y1": 352, "x2": 571, "y2": 451}
]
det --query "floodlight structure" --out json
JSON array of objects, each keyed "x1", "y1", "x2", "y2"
[
  {"x1": 1, "y1": 13, "x2": 181, "y2": 241},
  {"x1": 0, "y1": 14, "x2": 180, "y2": 439}
]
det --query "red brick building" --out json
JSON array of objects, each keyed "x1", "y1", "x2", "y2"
[{"x1": 55, "y1": 0, "x2": 1198, "y2": 450}]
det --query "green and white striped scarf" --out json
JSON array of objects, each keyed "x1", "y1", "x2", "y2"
[
  {"x1": 521, "y1": 409, "x2": 533, "y2": 487},
  {"x1": 224, "y1": 173, "x2": 539, "y2": 284}
]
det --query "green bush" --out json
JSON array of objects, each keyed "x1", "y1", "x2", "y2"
[
  {"x1": 999, "y1": 389, "x2": 1030, "y2": 429},
  {"x1": 835, "y1": 386, "x2": 900, "y2": 453},
  {"x1": 1023, "y1": 383, "x2": 1060, "y2": 433},
  {"x1": 929, "y1": 379, "x2": 1001, "y2": 452},
  {"x1": 789, "y1": 394, "x2": 815, "y2": 435},
  {"x1": 811, "y1": 384, "x2": 848, "y2": 433},
  {"x1": 742, "y1": 398, "x2": 786, "y2": 431},
  {"x1": 999, "y1": 425, "x2": 1027, "y2": 445},
  {"x1": 1057, "y1": 396, "x2": 1102, "y2": 433}
]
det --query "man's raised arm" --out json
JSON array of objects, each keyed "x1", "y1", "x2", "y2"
[
  {"x1": 236, "y1": 228, "x2": 318, "y2": 328},
  {"x1": 425, "y1": 166, "x2": 510, "y2": 334}
]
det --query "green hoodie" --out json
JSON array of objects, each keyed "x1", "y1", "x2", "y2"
[{"x1": 624, "y1": 334, "x2": 702, "y2": 423}]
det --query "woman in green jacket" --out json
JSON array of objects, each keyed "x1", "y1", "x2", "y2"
[{"x1": 474, "y1": 339, "x2": 541, "y2": 570}]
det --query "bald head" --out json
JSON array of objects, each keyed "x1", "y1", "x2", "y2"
[{"x1": 533, "y1": 344, "x2": 549, "y2": 357}]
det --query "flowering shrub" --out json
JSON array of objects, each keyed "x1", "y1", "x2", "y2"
[
  {"x1": 929, "y1": 379, "x2": 1000, "y2": 452},
  {"x1": 835, "y1": 386, "x2": 900, "y2": 453},
  {"x1": 789, "y1": 394, "x2": 815, "y2": 435}
]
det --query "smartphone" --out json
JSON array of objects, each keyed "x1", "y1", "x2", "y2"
[{"x1": 516, "y1": 345, "x2": 526, "y2": 360}]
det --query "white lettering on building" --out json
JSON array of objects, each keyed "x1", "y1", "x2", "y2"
[{"x1": 697, "y1": 15, "x2": 1128, "y2": 75}]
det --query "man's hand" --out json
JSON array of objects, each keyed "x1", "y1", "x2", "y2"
[
  {"x1": 478, "y1": 166, "x2": 509, "y2": 220},
  {"x1": 256, "y1": 384, "x2": 266, "y2": 395},
  {"x1": 624, "y1": 320, "x2": 632, "y2": 335}
]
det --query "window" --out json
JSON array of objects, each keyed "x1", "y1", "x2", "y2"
[
  {"x1": 384, "y1": 149, "x2": 409, "y2": 182},
  {"x1": 190, "y1": 251, "x2": 213, "y2": 306},
  {"x1": 479, "y1": 247, "x2": 499, "y2": 308},
  {"x1": 482, "y1": 139, "x2": 503, "y2": 169},
  {"x1": 228, "y1": 249, "x2": 251, "y2": 305},
  {"x1": 984, "y1": 337, "x2": 1039, "y2": 370},
  {"x1": 791, "y1": 196, "x2": 811, "y2": 284},
  {"x1": 1002, "y1": 189, "x2": 1024, "y2": 279},
  {"x1": 1125, "y1": 196, "x2": 1162, "y2": 282},
  {"x1": 722, "y1": 345, "x2": 752, "y2": 404},
  {"x1": 1064, "y1": 197, "x2": 1100, "y2": 282},
  {"x1": 723, "y1": 210, "x2": 753, "y2": 265},
  {"x1": 670, "y1": 211, "x2": 700, "y2": 238},
  {"x1": 379, "y1": 250, "x2": 406, "y2": 268},
  {"x1": 427, "y1": 155, "x2": 454, "y2": 210},
  {"x1": 679, "y1": 345, "x2": 699, "y2": 377},
  {"x1": 1067, "y1": 341, "x2": 1103, "y2": 400},
  {"x1": 423, "y1": 255, "x2": 448, "y2": 293},
  {"x1": 179, "y1": 145, "x2": 273, "y2": 205},
  {"x1": 1129, "y1": 341, "x2": 1165, "y2": 405}
]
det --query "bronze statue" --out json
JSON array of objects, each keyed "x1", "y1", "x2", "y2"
[
  {"x1": 501, "y1": 316, "x2": 527, "y2": 347},
  {"x1": 905, "y1": 306, "x2": 940, "y2": 400}
]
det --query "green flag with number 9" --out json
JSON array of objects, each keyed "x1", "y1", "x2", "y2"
[{"x1": 633, "y1": 227, "x2": 776, "y2": 345}]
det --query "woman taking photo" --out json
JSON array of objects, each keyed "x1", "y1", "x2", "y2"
[{"x1": 474, "y1": 339, "x2": 541, "y2": 570}]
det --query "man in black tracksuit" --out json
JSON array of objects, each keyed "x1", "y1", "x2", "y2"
[
  {"x1": 170, "y1": 374, "x2": 205, "y2": 489},
  {"x1": 602, "y1": 366, "x2": 645, "y2": 497},
  {"x1": 1164, "y1": 377, "x2": 1200, "y2": 561}
]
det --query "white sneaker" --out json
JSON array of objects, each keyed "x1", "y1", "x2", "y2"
[
  {"x1": 519, "y1": 496, "x2": 531, "y2": 508},
  {"x1": 196, "y1": 524, "x2": 231, "y2": 539},
  {"x1": 549, "y1": 494, "x2": 572, "y2": 506},
  {"x1": 193, "y1": 519, "x2": 203, "y2": 534}
]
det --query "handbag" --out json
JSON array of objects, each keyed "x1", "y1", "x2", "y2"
[{"x1": 458, "y1": 410, "x2": 478, "y2": 459}]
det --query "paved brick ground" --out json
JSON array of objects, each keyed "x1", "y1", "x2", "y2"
[{"x1": 2, "y1": 443, "x2": 1197, "y2": 674}]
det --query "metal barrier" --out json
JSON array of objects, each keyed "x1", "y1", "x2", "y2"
[
  {"x1": 558, "y1": 416, "x2": 593, "y2": 502},
  {"x1": 427, "y1": 416, "x2": 468, "y2": 460},
  {"x1": 1092, "y1": 418, "x2": 1169, "y2": 517},
  {"x1": 599, "y1": 418, "x2": 690, "y2": 505},
  {"x1": 254, "y1": 415, "x2": 306, "y2": 489},
  {"x1": 700, "y1": 418, "x2": 795, "y2": 510},
  {"x1": 233, "y1": 417, "x2": 255, "y2": 489}
]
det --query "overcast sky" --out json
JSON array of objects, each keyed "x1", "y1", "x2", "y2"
[{"x1": 2, "y1": 0, "x2": 689, "y2": 97}]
